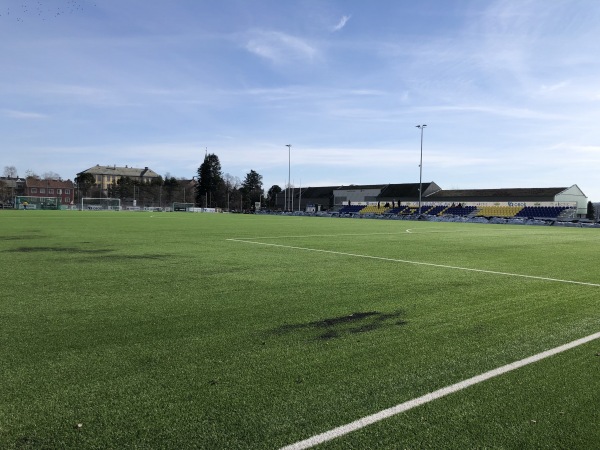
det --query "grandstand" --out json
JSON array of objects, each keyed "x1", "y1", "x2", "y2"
[{"x1": 274, "y1": 182, "x2": 588, "y2": 219}]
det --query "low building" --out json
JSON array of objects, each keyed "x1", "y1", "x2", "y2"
[
  {"x1": 23, "y1": 178, "x2": 75, "y2": 206},
  {"x1": 0, "y1": 177, "x2": 25, "y2": 205}
]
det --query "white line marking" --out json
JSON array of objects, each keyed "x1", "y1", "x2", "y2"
[
  {"x1": 227, "y1": 239, "x2": 600, "y2": 288},
  {"x1": 228, "y1": 232, "x2": 408, "y2": 240},
  {"x1": 280, "y1": 331, "x2": 600, "y2": 450}
]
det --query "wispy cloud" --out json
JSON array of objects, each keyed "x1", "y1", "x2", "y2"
[
  {"x1": 332, "y1": 15, "x2": 351, "y2": 32},
  {"x1": 2, "y1": 109, "x2": 47, "y2": 119},
  {"x1": 245, "y1": 30, "x2": 318, "y2": 64}
]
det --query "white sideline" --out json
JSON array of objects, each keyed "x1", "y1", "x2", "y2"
[
  {"x1": 226, "y1": 239, "x2": 600, "y2": 288},
  {"x1": 280, "y1": 331, "x2": 600, "y2": 449}
]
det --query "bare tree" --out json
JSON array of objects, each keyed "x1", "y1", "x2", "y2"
[
  {"x1": 223, "y1": 173, "x2": 240, "y2": 211},
  {"x1": 25, "y1": 169, "x2": 39, "y2": 179},
  {"x1": 42, "y1": 171, "x2": 62, "y2": 180},
  {"x1": 3, "y1": 166, "x2": 18, "y2": 178}
]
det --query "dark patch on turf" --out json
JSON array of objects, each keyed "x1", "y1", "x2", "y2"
[
  {"x1": 15, "y1": 435, "x2": 47, "y2": 449},
  {"x1": 4, "y1": 246, "x2": 168, "y2": 260},
  {"x1": 0, "y1": 235, "x2": 38, "y2": 241},
  {"x1": 6, "y1": 246, "x2": 112, "y2": 254},
  {"x1": 274, "y1": 310, "x2": 406, "y2": 341},
  {"x1": 99, "y1": 254, "x2": 170, "y2": 260}
]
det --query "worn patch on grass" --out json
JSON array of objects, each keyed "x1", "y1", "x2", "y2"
[
  {"x1": 5, "y1": 246, "x2": 112, "y2": 254},
  {"x1": 274, "y1": 311, "x2": 407, "y2": 340},
  {"x1": 15, "y1": 435, "x2": 47, "y2": 449},
  {"x1": 0, "y1": 235, "x2": 43, "y2": 241},
  {"x1": 4, "y1": 246, "x2": 168, "y2": 260},
  {"x1": 99, "y1": 254, "x2": 171, "y2": 260}
]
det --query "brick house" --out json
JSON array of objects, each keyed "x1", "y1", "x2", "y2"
[{"x1": 24, "y1": 178, "x2": 75, "y2": 206}]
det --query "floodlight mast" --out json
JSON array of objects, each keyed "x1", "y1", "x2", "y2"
[
  {"x1": 416, "y1": 124, "x2": 427, "y2": 215},
  {"x1": 286, "y1": 144, "x2": 291, "y2": 211}
]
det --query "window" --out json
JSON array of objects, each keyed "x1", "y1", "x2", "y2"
[
  {"x1": 65, "y1": 189, "x2": 70, "y2": 194},
  {"x1": 48, "y1": 189, "x2": 54, "y2": 194},
  {"x1": 40, "y1": 188, "x2": 46, "y2": 194},
  {"x1": 57, "y1": 189, "x2": 62, "y2": 194},
  {"x1": 31, "y1": 188, "x2": 37, "y2": 193}
]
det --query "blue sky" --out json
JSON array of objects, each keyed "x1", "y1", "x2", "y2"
[{"x1": 2, "y1": 0, "x2": 600, "y2": 200}]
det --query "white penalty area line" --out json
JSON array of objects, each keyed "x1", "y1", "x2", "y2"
[
  {"x1": 226, "y1": 239, "x2": 600, "y2": 288},
  {"x1": 281, "y1": 331, "x2": 600, "y2": 450}
]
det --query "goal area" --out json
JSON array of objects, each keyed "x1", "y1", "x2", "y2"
[
  {"x1": 81, "y1": 198, "x2": 121, "y2": 211},
  {"x1": 172, "y1": 202, "x2": 194, "y2": 212},
  {"x1": 16, "y1": 196, "x2": 60, "y2": 210}
]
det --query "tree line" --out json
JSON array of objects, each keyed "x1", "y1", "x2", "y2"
[
  {"x1": 195, "y1": 153, "x2": 281, "y2": 211},
  {"x1": 65, "y1": 154, "x2": 281, "y2": 210}
]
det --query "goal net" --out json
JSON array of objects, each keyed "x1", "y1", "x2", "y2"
[
  {"x1": 16, "y1": 196, "x2": 60, "y2": 210},
  {"x1": 81, "y1": 197, "x2": 121, "y2": 211},
  {"x1": 172, "y1": 202, "x2": 194, "y2": 212}
]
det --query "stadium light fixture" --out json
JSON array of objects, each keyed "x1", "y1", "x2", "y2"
[{"x1": 416, "y1": 124, "x2": 427, "y2": 215}]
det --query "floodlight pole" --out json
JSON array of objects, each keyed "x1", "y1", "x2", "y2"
[
  {"x1": 286, "y1": 144, "x2": 291, "y2": 211},
  {"x1": 416, "y1": 124, "x2": 427, "y2": 215}
]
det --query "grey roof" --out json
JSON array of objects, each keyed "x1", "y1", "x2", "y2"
[
  {"x1": 378, "y1": 182, "x2": 440, "y2": 199},
  {"x1": 427, "y1": 187, "x2": 567, "y2": 202},
  {"x1": 335, "y1": 184, "x2": 387, "y2": 191},
  {"x1": 0, "y1": 177, "x2": 25, "y2": 188},
  {"x1": 301, "y1": 186, "x2": 340, "y2": 199},
  {"x1": 78, "y1": 165, "x2": 160, "y2": 178}
]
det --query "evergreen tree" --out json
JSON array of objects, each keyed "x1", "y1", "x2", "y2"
[
  {"x1": 267, "y1": 185, "x2": 282, "y2": 208},
  {"x1": 74, "y1": 172, "x2": 96, "y2": 198},
  {"x1": 586, "y1": 201, "x2": 596, "y2": 220},
  {"x1": 241, "y1": 170, "x2": 263, "y2": 210},
  {"x1": 196, "y1": 153, "x2": 223, "y2": 207}
]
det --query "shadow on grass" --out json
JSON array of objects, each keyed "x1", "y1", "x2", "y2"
[
  {"x1": 274, "y1": 311, "x2": 407, "y2": 341},
  {"x1": 6, "y1": 246, "x2": 112, "y2": 254},
  {"x1": 0, "y1": 235, "x2": 45, "y2": 241},
  {"x1": 5, "y1": 247, "x2": 170, "y2": 261}
]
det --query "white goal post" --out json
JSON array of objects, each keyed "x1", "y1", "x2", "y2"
[
  {"x1": 15, "y1": 196, "x2": 60, "y2": 210},
  {"x1": 81, "y1": 197, "x2": 121, "y2": 211},
  {"x1": 172, "y1": 202, "x2": 195, "y2": 212}
]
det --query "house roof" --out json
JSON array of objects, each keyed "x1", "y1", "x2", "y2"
[
  {"x1": 78, "y1": 165, "x2": 160, "y2": 178},
  {"x1": 25, "y1": 178, "x2": 74, "y2": 188},
  {"x1": 0, "y1": 177, "x2": 25, "y2": 188},
  {"x1": 427, "y1": 187, "x2": 567, "y2": 202}
]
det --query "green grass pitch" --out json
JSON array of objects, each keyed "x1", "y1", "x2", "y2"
[{"x1": 1, "y1": 210, "x2": 599, "y2": 449}]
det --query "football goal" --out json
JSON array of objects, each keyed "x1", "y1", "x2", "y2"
[
  {"x1": 15, "y1": 196, "x2": 60, "y2": 210},
  {"x1": 172, "y1": 202, "x2": 194, "y2": 212},
  {"x1": 81, "y1": 198, "x2": 121, "y2": 211}
]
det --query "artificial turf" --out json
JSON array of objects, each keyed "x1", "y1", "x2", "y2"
[{"x1": 0, "y1": 210, "x2": 598, "y2": 449}]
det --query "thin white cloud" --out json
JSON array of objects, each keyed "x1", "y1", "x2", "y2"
[
  {"x1": 2, "y1": 109, "x2": 47, "y2": 119},
  {"x1": 539, "y1": 80, "x2": 570, "y2": 93},
  {"x1": 414, "y1": 104, "x2": 567, "y2": 121},
  {"x1": 245, "y1": 30, "x2": 318, "y2": 64},
  {"x1": 332, "y1": 15, "x2": 351, "y2": 32}
]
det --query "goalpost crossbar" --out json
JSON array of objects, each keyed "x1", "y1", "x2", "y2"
[{"x1": 81, "y1": 198, "x2": 121, "y2": 211}]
